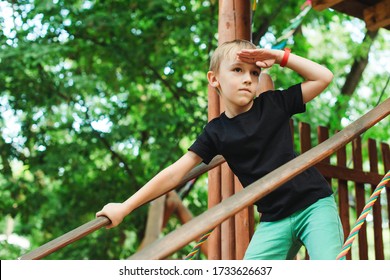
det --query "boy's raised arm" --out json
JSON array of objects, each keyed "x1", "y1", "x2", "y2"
[
  {"x1": 96, "y1": 151, "x2": 202, "y2": 228},
  {"x1": 278, "y1": 51, "x2": 333, "y2": 103},
  {"x1": 237, "y1": 48, "x2": 333, "y2": 103}
]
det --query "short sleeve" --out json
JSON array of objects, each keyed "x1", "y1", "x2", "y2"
[
  {"x1": 188, "y1": 122, "x2": 219, "y2": 164},
  {"x1": 269, "y1": 83, "x2": 306, "y2": 117}
]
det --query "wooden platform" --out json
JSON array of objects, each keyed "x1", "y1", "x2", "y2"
[{"x1": 311, "y1": 0, "x2": 390, "y2": 30}]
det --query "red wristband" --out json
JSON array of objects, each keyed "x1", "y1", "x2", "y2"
[{"x1": 280, "y1": 48, "x2": 291, "y2": 67}]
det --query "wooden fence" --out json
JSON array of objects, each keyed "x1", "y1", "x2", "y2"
[{"x1": 296, "y1": 120, "x2": 389, "y2": 260}]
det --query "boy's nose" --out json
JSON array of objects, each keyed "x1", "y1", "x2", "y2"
[{"x1": 243, "y1": 72, "x2": 252, "y2": 84}]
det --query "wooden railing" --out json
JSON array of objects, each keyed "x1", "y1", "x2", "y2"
[{"x1": 19, "y1": 97, "x2": 390, "y2": 260}]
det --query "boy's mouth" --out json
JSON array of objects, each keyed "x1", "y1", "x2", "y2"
[{"x1": 239, "y1": 88, "x2": 252, "y2": 93}]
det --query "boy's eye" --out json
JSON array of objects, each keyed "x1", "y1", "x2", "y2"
[
  {"x1": 233, "y1": 67, "x2": 242, "y2": 72},
  {"x1": 252, "y1": 70, "x2": 260, "y2": 76}
]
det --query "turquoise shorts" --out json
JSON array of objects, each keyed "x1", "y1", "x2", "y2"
[{"x1": 244, "y1": 195, "x2": 345, "y2": 260}]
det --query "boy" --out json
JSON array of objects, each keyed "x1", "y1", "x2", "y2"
[{"x1": 97, "y1": 39, "x2": 344, "y2": 260}]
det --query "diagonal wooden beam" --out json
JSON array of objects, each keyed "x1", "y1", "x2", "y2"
[{"x1": 137, "y1": 195, "x2": 166, "y2": 251}]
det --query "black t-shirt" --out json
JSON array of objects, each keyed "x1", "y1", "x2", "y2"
[{"x1": 189, "y1": 83, "x2": 332, "y2": 221}]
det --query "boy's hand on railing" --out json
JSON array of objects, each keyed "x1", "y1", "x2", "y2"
[{"x1": 96, "y1": 203, "x2": 128, "y2": 229}]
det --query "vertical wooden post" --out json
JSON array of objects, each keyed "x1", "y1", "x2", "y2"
[
  {"x1": 234, "y1": 177, "x2": 254, "y2": 260},
  {"x1": 299, "y1": 121, "x2": 311, "y2": 260},
  {"x1": 207, "y1": 83, "x2": 222, "y2": 260},
  {"x1": 299, "y1": 122, "x2": 312, "y2": 153},
  {"x1": 352, "y1": 137, "x2": 369, "y2": 259},
  {"x1": 138, "y1": 196, "x2": 166, "y2": 251},
  {"x1": 336, "y1": 133, "x2": 351, "y2": 259},
  {"x1": 318, "y1": 126, "x2": 332, "y2": 187},
  {"x1": 208, "y1": 0, "x2": 252, "y2": 260},
  {"x1": 368, "y1": 139, "x2": 384, "y2": 259}
]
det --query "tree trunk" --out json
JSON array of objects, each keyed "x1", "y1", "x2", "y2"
[
  {"x1": 252, "y1": 0, "x2": 289, "y2": 46},
  {"x1": 330, "y1": 29, "x2": 378, "y2": 129},
  {"x1": 341, "y1": 30, "x2": 379, "y2": 96}
]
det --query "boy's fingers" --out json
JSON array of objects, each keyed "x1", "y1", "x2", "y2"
[
  {"x1": 237, "y1": 55, "x2": 256, "y2": 62},
  {"x1": 237, "y1": 53, "x2": 254, "y2": 58},
  {"x1": 239, "y1": 49, "x2": 257, "y2": 53},
  {"x1": 96, "y1": 210, "x2": 104, "y2": 217}
]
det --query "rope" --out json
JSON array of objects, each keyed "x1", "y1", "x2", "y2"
[
  {"x1": 336, "y1": 170, "x2": 390, "y2": 260},
  {"x1": 185, "y1": 229, "x2": 213, "y2": 260}
]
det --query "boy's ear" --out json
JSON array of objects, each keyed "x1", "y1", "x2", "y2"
[{"x1": 207, "y1": 71, "x2": 219, "y2": 88}]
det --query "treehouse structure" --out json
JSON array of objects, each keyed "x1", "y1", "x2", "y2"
[{"x1": 20, "y1": 0, "x2": 390, "y2": 260}]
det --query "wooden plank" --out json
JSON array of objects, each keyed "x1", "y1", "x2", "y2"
[
  {"x1": 218, "y1": 0, "x2": 236, "y2": 42},
  {"x1": 214, "y1": 0, "x2": 252, "y2": 260},
  {"x1": 231, "y1": 2, "x2": 252, "y2": 260},
  {"x1": 138, "y1": 195, "x2": 165, "y2": 251},
  {"x1": 234, "y1": 177, "x2": 251, "y2": 260},
  {"x1": 232, "y1": 0, "x2": 252, "y2": 260},
  {"x1": 318, "y1": 126, "x2": 330, "y2": 161},
  {"x1": 19, "y1": 216, "x2": 111, "y2": 260},
  {"x1": 168, "y1": 191, "x2": 193, "y2": 224},
  {"x1": 353, "y1": 137, "x2": 369, "y2": 259},
  {"x1": 208, "y1": 83, "x2": 222, "y2": 260},
  {"x1": 311, "y1": 0, "x2": 344, "y2": 11},
  {"x1": 363, "y1": 0, "x2": 390, "y2": 31},
  {"x1": 219, "y1": 84, "x2": 235, "y2": 260},
  {"x1": 163, "y1": 192, "x2": 177, "y2": 227},
  {"x1": 218, "y1": 0, "x2": 252, "y2": 41},
  {"x1": 221, "y1": 163, "x2": 236, "y2": 259},
  {"x1": 299, "y1": 122, "x2": 312, "y2": 153},
  {"x1": 234, "y1": 0, "x2": 252, "y2": 40},
  {"x1": 207, "y1": 164, "x2": 222, "y2": 260},
  {"x1": 162, "y1": 180, "x2": 198, "y2": 227},
  {"x1": 164, "y1": 191, "x2": 208, "y2": 257},
  {"x1": 315, "y1": 162, "x2": 384, "y2": 185},
  {"x1": 336, "y1": 139, "x2": 351, "y2": 259},
  {"x1": 368, "y1": 139, "x2": 384, "y2": 259},
  {"x1": 129, "y1": 98, "x2": 390, "y2": 260},
  {"x1": 318, "y1": 126, "x2": 332, "y2": 186},
  {"x1": 289, "y1": 119, "x2": 295, "y2": 148},
  {"x1": 331, "y1": 1, "x2": 366, "y2": 19}
]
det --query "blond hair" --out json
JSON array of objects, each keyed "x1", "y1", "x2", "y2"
[{"x1": 209, "y1": 39, "x2": 257, "y2": 73}]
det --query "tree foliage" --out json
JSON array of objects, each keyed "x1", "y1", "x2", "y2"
[{"x1": 0, "y1": 0, "x2": 388, "y2": 259}]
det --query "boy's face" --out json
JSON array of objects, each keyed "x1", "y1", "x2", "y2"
[{"x1": 208, "y1": 50, "x2": 260, "y2": 115}]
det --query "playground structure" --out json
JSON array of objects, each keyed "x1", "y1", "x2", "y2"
[
  {"x1": 19, "y1": 0, "x2": 390, "y2": 260},
  {"x1": 19, "y1": 99, "x2": 390, "y2": 260}
]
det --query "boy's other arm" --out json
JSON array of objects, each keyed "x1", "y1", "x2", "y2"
[{"x1": 96, "y1": 151, "x2": 203, "y2": 228}]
